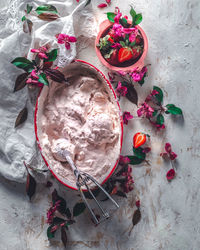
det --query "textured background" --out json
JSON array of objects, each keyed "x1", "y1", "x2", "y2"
[{"x1": 0, "y1": 0, "x2": 200, "y2": 249}]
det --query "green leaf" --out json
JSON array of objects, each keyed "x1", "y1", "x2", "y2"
[
  {"x1": 107, "y1": 12, "x2": 116, "y2": 23},
  {"x1": 130, "y1": 6, "x2": 136, "y2": 25},
  {"x1": 21, "y1": 16, "x2": 26, "y2": 22},
  {"x1": 152, "y1": 110, "x2": 158, "y2": 117},
  {"x1": 127, "y1": 155, "x2": 144, "y2": 165},
  {"x1": 156, "y1": 114, "x2": 164, "y2": 125},
  {"x1": 135, "y1": 14, "x2": 143, "y2": 25},
  {"x1": 85, "y1": 0, "x2": 91, "y2": 7},
  {"x1": 153, "y1": 86, "x2": 163, "y2": 104},
  {"x1": 129, "y1": 41, "x2": 136, "y2": 47},
  {"x1": 38, "y1": 73, "x2": 49, "y2": 86},
  {"x1": 133, "y1": 147, "x2": 146, "y2": 160},
  {"x1": 11, "y1": 57, "x2": 34, "y2": 72},
  {"x1": 119, "y1": 41, "x2": 126, "y2": 47},
  {"x1": 47, "y1": 225, "x2": 55, "y2": 239},
  {"x1": 44, "y1": 49, "x2": 58, "y2": 62},
  {"x1": 35, "y1": 5, "x2": 58, "y2": 15},
  {"x1": 166, "y1": 104, "x2": 183, "y2": 115},
  {"x1": 73, "y1": 202, "x2": 86, "y2": 217},
  {"x1": 119, "y1": 17, "x2": 129, "y2": 27},
  {"x1": 52, "y1": 217, "x2": 65, "y2": 225},
  {"x1": 26, "y1": 4, "x2": 33, "y2": 14}
]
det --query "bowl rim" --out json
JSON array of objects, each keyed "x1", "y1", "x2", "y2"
[
  {"x1": 34, "y1": 59, "x2": 124, "y2": 190},
  {"x1": 95, "y1": 19, "x2": 148, "y2": 71}
]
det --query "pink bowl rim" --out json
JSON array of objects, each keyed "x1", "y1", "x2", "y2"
[
  {"x1": 95, "y1": 19, "x2": 148, "y2": 72},
  {"x1": 34, "y1": 59, "x2": 124, "y2": 191}
]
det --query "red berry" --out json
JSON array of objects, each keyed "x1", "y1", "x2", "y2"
[
  {"x1": 106, "y1": 49, "x2": 118, "y2": 66},
  {"x1": 133, "y1": 132, "x2": 146, "y2": 148},
  {"x1": 118, "y1": 48, "x2": 133, "y2": 63},
  {"x1": 135, "y1": 35, "x2": 143, "y2": 45},
  {"x1": 132, "y1": 46, "x2": 142, "y2": 59}
]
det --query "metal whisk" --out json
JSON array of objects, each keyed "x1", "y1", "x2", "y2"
[{"x1": 55, "y1": 145, "x2": 119, "y2": 224}]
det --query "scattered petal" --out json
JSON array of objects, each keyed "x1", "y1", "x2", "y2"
[
  {"x1": 166, "y1": 169, "x2": 176, "y2": 181},
  {"x1": 98, "y1": 3, "x2": 107, "y2": 8}
]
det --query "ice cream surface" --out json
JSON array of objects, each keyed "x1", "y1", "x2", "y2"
[{"x1": 38, "y1": 65, "x2": 121, "y2": 187}]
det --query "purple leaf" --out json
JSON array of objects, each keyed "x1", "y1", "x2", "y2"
[
  {"x1": 61, "y1": 226, "x2": 67, "y2": 248},
  {"x1": 15, "y1": 107, "x2": 28, "y2": 128}
]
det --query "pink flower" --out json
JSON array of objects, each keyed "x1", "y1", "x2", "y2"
[
  {"x1": 117, "y1": 70, "x2": 126, "y2": 76},
  {"x1": 166, "y1": 169, "x2": 176, "y2": 181},
  {"x1": 111, "y1": 42, "x2": 122, "y2": 49},
  {"x1": 130, "y1": 66, "x2": 148, "y2": 82},
  {"x1": 137, "y1": 102, "x2": 154, "y2": 118},
  {"x1": 142, "y1": 147, "x2": 151, "y2": 153},
  {"x1": 121, "y1": 166, "x2": 134, "y2": 193},
  {"x1": 98, "y1": 3, "x2": 107, "y2": 8},
  {"x1": 114, "y1": 7, "x2": 122, "y2": 23},
  {"x1": 31, "y1": 46, "x2": 48, "y2": 59},
  {"x1": 123, "y1": 111, "x2": 133, "y2": 125},
  {"x1": 161, "y1": 143, "x2": 177, "y2": 160},
  {"x1": 46, "y1": 200, "x2": 61, "y2": 224},
  {"x1": 116, "y1": 81, "x2": 128, "y2": 97},
  {"x1": 112, "y1": 23, "x2": 124, "y2": 37},
  {"x1": 135, "y1": 200, "x2": 140, "y2": 208},
  {"x1": 150, "y1": 121, "x2": 165, "y2": 130},
  {"x1": 30, "y1": 69, "x2": 39, "y2": 80},
  {"x1": 56, "y1": 33, "x2": 77, "y2": 50},
  {"x1": 145, "y1": 90, "x2": 159, "y2": 102},
  {"x1": 123, "y1": 15, "x2": 128, "y2": 20},
  {"x1": 119, "y1": 155, "x2": 130, "y2": 165}
]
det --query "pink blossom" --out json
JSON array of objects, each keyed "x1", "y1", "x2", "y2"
[
  {"x1": 161, "y1": 143, "x2": 177, "y2": 160},
  {"x1": 56, "y1": 33, "x2": 77, "y2": 50},
  {"x1": 98, "y1": 3, "x2": 107, "y2": 8},
  {"x1": 150, "y1": 121, "x2": 165, "y2": 130},
  {"x1": 130, "y1": 66, "x2": 148, "y2": 82},
  {"x1": 111, "y1": 42, "x2": 122, "y2": 49},
  {"x1": 30, "y1": 69, "x2": 39, "y2": 80},
  {"x1": 121, "y1": 166, "x2": 134, "y2": 193},
  {"x1": 137, "y1": 102, "x2": 154, "y2": 118},
  {"x1": 117, "y1": 70, "x2": 126, "y2": 76},
  {"x1": 114, "y1": 7, "x2": 122, "y2": 23},
  {"x1": 135, "y1": 200, "x2": 140, "y2": 208},
  {"x1": 145, "y1": 90, "x2": 159, "y2": 102},
  {"x1": 46, "y1": 200, "x2": 61, "y2": 224},
  {"x1": 119, "y1": 155, "x2": 130, "y2": 165},
  {"x1": 124, "y1": 15, "x2": 128, "y2": 19},
  {"x1": 166, "y1": 169, "x2": 176, "y2": 181},
  {"x1": 112, "y1": 23, "x2": 124, "y2": 37},
  {"x1": 123, "y1": 111, "x2": 133, "y2": 125},
  {"x1": 31, "y1": 46, "x2": 48, "y2": 59},
  {"x1": 116, "y1": 81, "x2": 128, "y2": 97},
  {"x1": 142, "y1": 147, "x2": 151, "y2": 153}
]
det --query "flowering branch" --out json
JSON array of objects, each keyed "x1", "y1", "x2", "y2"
[{"x1": 137, "y1": 86, "x2": 183, "y2": 129}]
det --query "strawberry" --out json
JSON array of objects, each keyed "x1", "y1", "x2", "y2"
[
  {"x1": 106, "y1": 49, "x2": 118, "y2": 66},
  {"x1": 132, "y1": 46, "x2": 142, "y2": 59},
  {"x1": 135, "y1": 35, "x2": 143, "y2": 45},
  {"x1": 133, "y1": 132, "x2": 146, "y2": 148},
  {"x1": 118, "y1": 48, "x2": 133, "y2": 63}
]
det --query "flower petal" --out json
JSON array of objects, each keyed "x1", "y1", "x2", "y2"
[
  {"x1": 166, "y1": 169, "x2": 176, "y2": 180},
  {"x1": 69, "y1": 36, "x2": 77, "y2": 42},
  {"x1": 65, "y1": 42, "x2": 70, "y2": 50}
]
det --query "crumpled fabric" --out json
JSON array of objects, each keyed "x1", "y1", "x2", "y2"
[{"x1": 0, "y1": 0, "x2": 97, "y2": 183}]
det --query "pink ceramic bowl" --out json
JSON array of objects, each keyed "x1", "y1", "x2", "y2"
[
  {"x1": 95, "y1": 20, "x2": 148, "y2": 72},
  {"x1": 34, "y1": 60, "x2": 123, "y2": 190}
]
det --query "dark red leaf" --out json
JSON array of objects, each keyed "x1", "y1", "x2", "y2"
[
  {"x1": 116, "y1": 190, "x2": 127, "y2": 198},
  {"x1": 15, "y1": 107, "x2": 28, "y2": 128},
  {"x1": 45, "y1": 68, "x2": 65, "y2": 83},
  {"x1": 25, "y1": 162, "x2": 36, "y2": 201},
  {"x1": 126, "y1": 84, "x2": 138, "y2": 105},
  {"x1": 132, "y1": 209, "x2": 141, "y2": 226},
  {"x1": 61, "y1": 226, "x2": 67, "y2": 248},
  {"x1": 14, "y1": 73, "x2": 29, "y2": 92},
  {"x1": 38, "y1": 13, "x2": 59, "y2": 21},
  {"x1": 23, "y1": 19, "x2": 33, "y2": 34}
]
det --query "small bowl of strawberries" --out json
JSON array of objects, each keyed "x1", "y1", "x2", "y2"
[{"x1": 95, "y1": 7, "x2": 148, "y2": 72}]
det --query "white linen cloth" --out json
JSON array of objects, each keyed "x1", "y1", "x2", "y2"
[{"x1": 0, "y1": 0, "x2": 96, "y2": 183}]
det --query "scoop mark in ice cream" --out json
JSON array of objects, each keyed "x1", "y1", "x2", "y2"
[{"x1": 39, "y1": 71, "x2": 121, "y2": 186}]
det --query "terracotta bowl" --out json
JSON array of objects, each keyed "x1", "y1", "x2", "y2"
[
  {"x1": 95, "y1": 19, "x2": 148, "y2": 72},
  {"x1": 34, "y1": 60, "x2": 123, "y2": 190}
]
